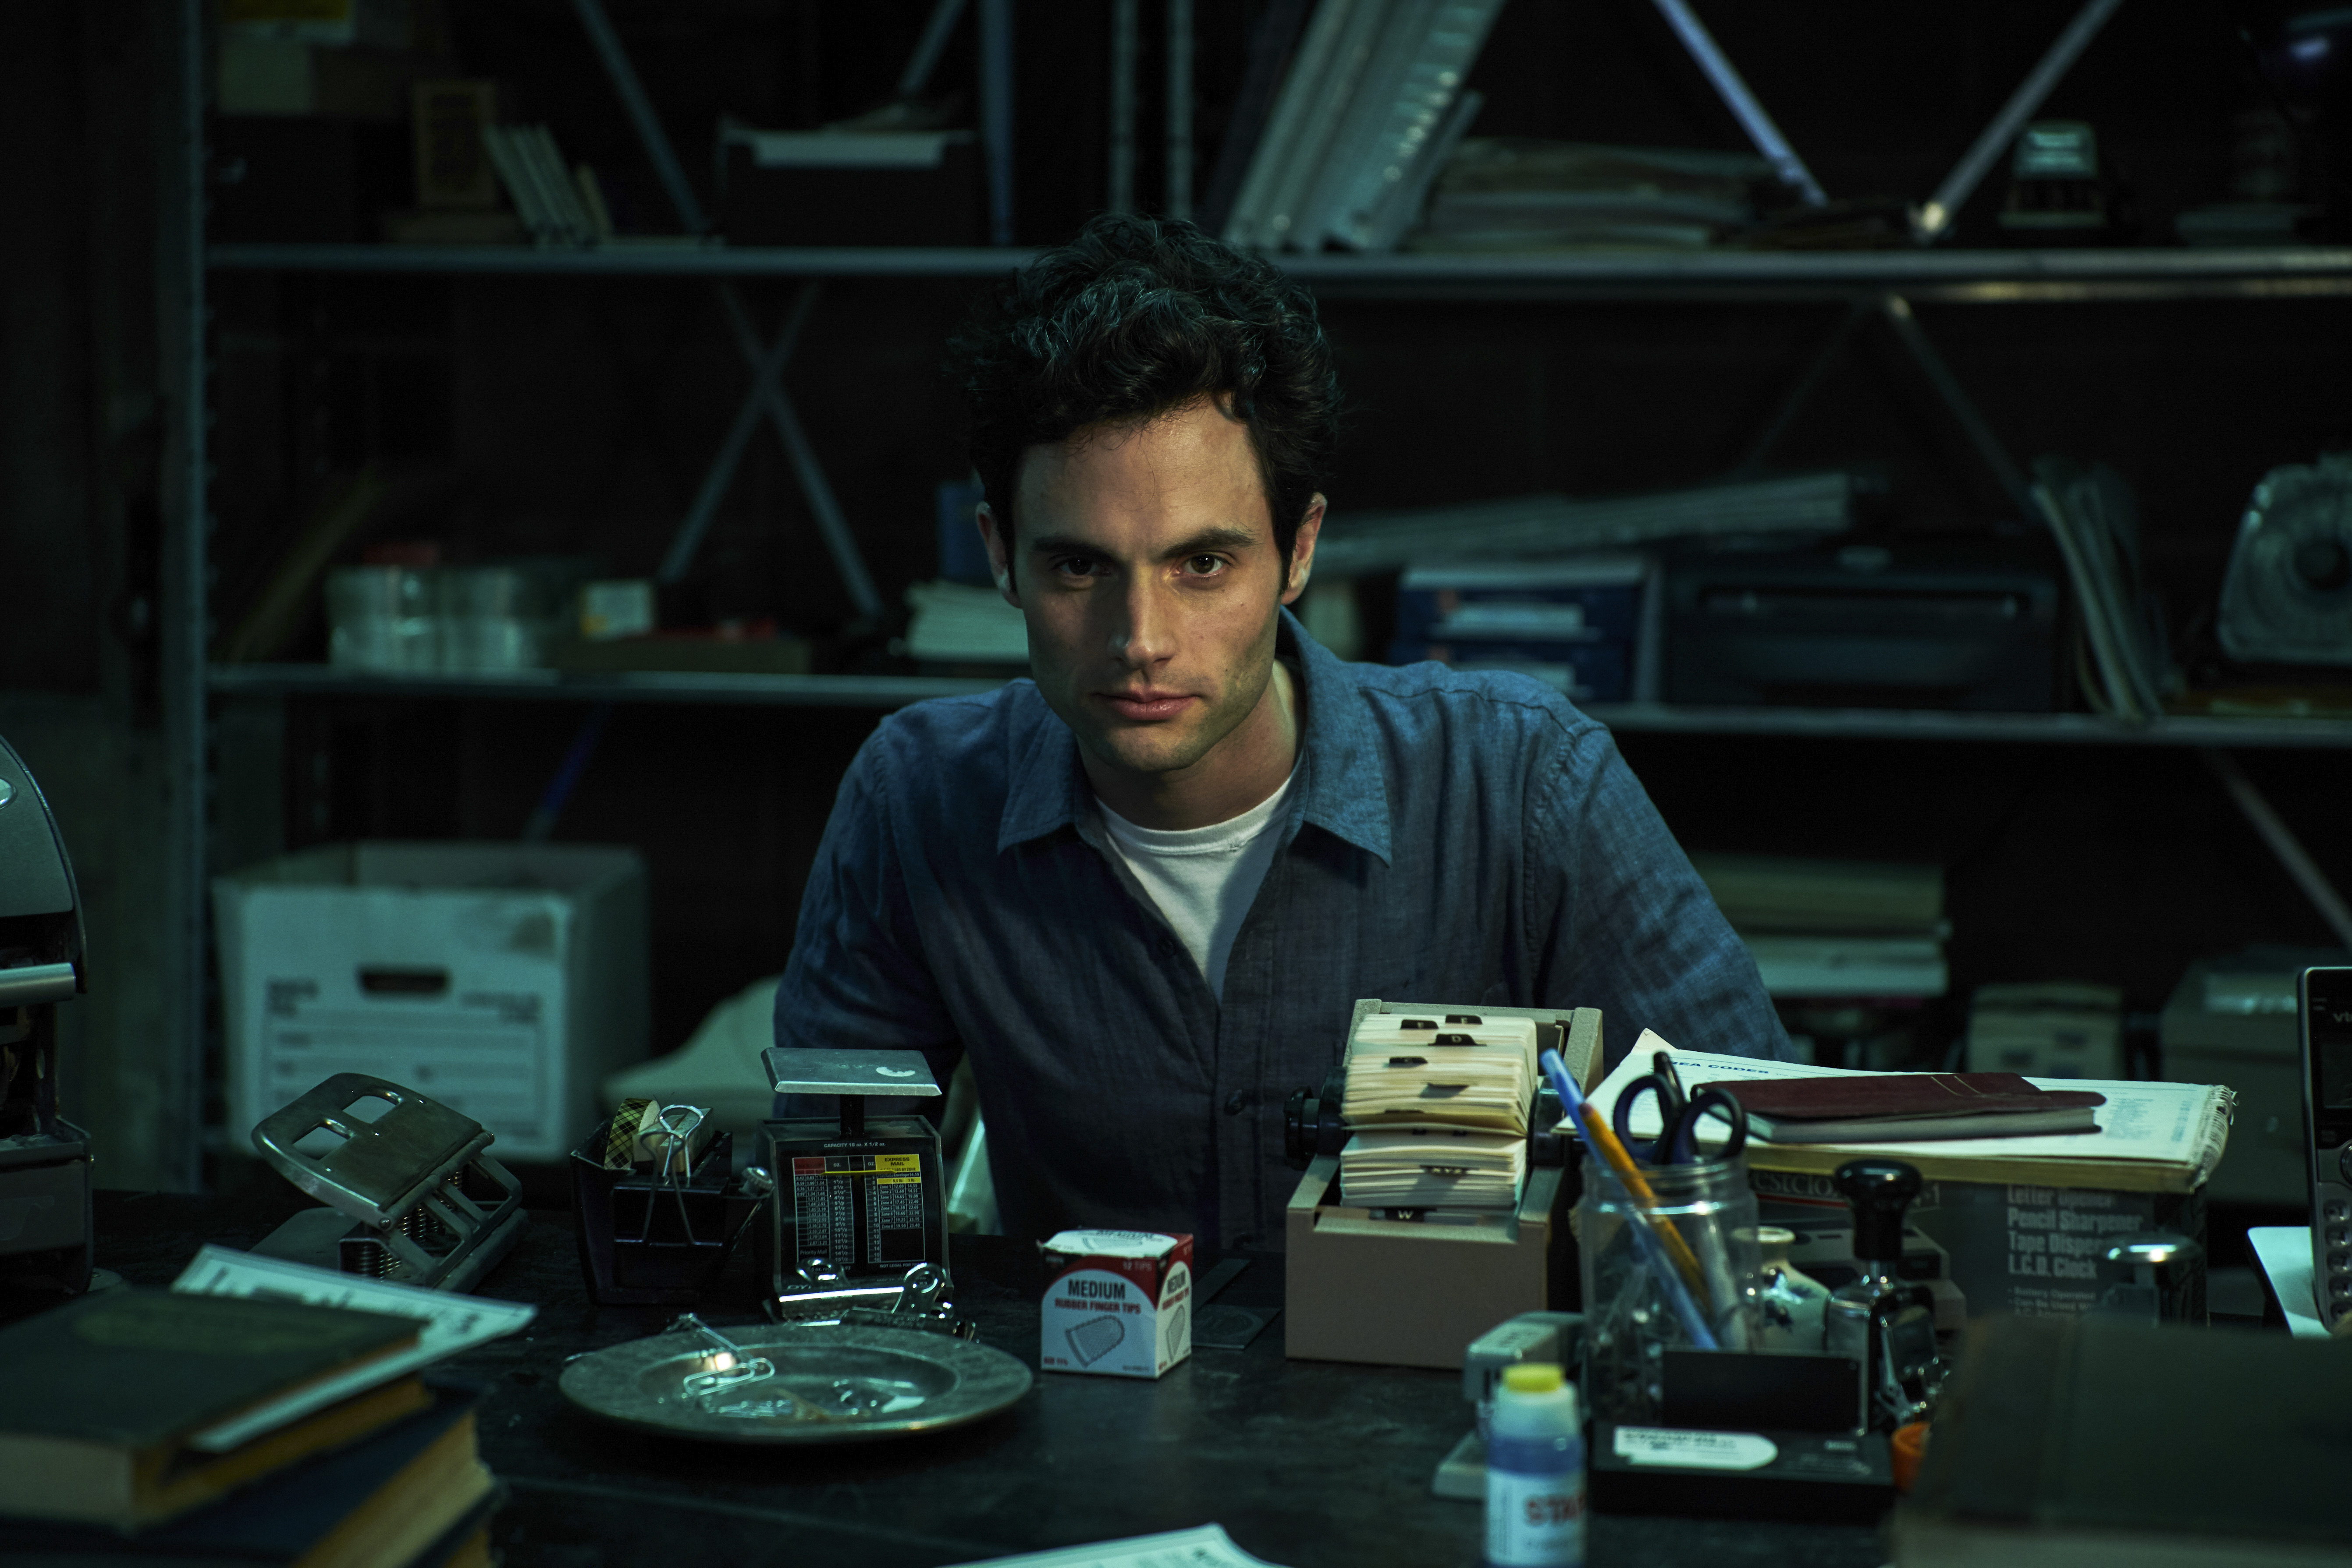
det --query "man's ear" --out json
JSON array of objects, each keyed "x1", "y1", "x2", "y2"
[
  {"x1": 977, "y1": 503, "x2": 1020, "y2": 608},
  {"x1": 1279, "y1": 493, "x2": 1326, "y2": 606}
]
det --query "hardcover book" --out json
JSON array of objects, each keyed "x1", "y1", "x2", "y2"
[
  {"x1": 0, "y1": 1289, "x2": 427, "y2": 1526},
  {"x1": 1699, "y1": 1072, "x2": 2107, "y2": 1143}
]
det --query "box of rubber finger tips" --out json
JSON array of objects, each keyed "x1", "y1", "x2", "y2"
[{"x1": 1039, "y1": 1230, "x2": 1194, "y2": 1378}]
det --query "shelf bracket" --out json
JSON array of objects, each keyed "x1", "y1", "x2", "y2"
[
  {"x1": 1875, "y1": 292, "x2": 2031, "y2": 508},
  {"x1": 659, "y1": 283, "x2": 822, "y2": 587},
  {"x1": 1732, "y1": 296, "x2": 1874, "y2": 476},
  {"x1": 2202, "y1": 749, "x2": 2352, "y2": 951},
  {"x1": 568, "y1": 0, "x2": 884, "y2": 623},
  {"x1": 1649, "y1": 0, "x2": 1827, "y2": 207},
  {"x1": 1913, "y1": 0, "x2": 2127, "y2": 243}
]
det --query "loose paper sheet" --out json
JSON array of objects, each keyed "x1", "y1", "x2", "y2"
[
  {"x1": 1587, "y1": 1031, "x2": 2230, "y2": 1181},
  {"x1": 945, "y1": 1525, "x2": 1286, "y2": 1568},
  {"x1": 172, "y1": 1243, "x2": 536, "y2": 1451}
]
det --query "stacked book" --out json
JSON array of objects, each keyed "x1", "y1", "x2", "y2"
[
  {"x1": 1413, "y1": 140, "x2": 1772, "y2": 252},
  {"x1": 0, "y1": 1253, "x2": 529, "y2": 1567},
  {"x1": 1338, "y1": 1011, "x2": 1536, "y2": 1211},
  {"x1": 1688, "y1": 852, "x2": 1948, "y2": 1002},
  {"x1": 481, "y1": 124, "x2": 607, "y2": 248}
]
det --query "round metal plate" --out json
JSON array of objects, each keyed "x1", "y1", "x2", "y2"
[{"x1": 558, "y1": 1322, "x2": 1034, "y2": 1444}]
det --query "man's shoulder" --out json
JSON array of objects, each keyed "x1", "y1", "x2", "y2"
[
  {"x1": 1327, "y1": 653, "x2": 1603, "y2": 756},
  {"x1": 858, "y1": 679, "x2": 1055, "y2": 791}
]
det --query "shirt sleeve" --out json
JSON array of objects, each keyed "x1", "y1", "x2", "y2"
[
  {"x1": 1528, "y1": 722, "x2": 1796, "y2": 1066},
  {"x1": 772, "y1": 730, "x2": 966, "y2": 1093}
]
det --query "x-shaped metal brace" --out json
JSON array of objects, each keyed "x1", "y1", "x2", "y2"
[{"x1": 571, "y1": 0, "x2": 883, "y2": 623}]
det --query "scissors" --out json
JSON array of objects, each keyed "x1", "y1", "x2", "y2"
[{"x1": 1609, "y1": 1051, "x2": 1749, "y2": 1165}]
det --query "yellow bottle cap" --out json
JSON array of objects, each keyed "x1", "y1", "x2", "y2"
[{"x1": 1501, "y1": 1362, "x2": 1563, "y2": 1394}]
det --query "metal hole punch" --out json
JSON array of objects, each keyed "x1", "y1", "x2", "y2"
[{"x1": 250, "y1": 1072, "x2": 526, "y2": 1292}]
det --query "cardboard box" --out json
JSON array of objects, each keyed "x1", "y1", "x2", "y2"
[
  {"x1": 1039, "y1": 1231, "x2": 1193, "y2": 1378},
  {"x1": 1283, "y1": 1000, "x2": 1601, "y2": 1370},
  {"x1": 217, "y1": 42, "x2": 434, "y2": 120},
  {"x1": 214, "y1": 842, "x2": 648, "y2": 1162},
  {"x1": 2161, "y1": 958, "x2": 2313, "y2": 1205},
  {"x1": 717, "y1": 128, "x2": 984, "y2": 247},
  {"x1": 1750, "y1": 1167, "x2": 2206, "y2": 1323}
]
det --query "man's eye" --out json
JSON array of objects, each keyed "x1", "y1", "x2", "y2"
[
  {"x1": 1054, "y1": 558, "x2": 1100, "y2": 579},
  {"x1": 1184, "y1": 555, "x2": 1225, "y2": 576}
]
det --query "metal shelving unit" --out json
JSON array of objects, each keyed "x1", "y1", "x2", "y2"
[
  {"x1": 206, "y1": 665, "x2": 2352, "y2": 749},
  {"x1": 207, "y1": 664, "x2": 1005, "y2": 710},
  {"x1": 163, "y1": 3, "x2": 2352, "y2": 1191},
  {"x1": 209, "y1": 240, "x2": 2352, "y2": 302}
]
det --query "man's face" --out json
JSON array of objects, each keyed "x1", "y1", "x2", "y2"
[{"x1": 978, "y1": 397, "x2": 1321, "y2": 796}]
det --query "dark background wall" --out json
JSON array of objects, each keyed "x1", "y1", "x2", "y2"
[{"x1": 2, "y1": 0, "x2": 2348, "y2": 1178}]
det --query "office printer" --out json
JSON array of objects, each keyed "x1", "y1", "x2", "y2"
[
  {"x1": 0, "y1": 734, "x2": 93, "y2": 1293},
  {"x1": 1665, "y1": 537, "x2": 2061, "y2": 711}
]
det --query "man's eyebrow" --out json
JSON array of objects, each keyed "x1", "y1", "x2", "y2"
[
  {"x1": 1024, "y1": 525, "x2": 1264, "y2": 557},
  {"x1": 1159, "y1": 525, "x2": 1261, "y2": 558}
]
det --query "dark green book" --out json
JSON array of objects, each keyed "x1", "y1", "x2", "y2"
[
  {"x1": 0, "y1": 1385, "x2": 494, "y2": 1568},
  {"x1": 0, "y1": 1288, "x2": 427, "y2": 1527},
  {"x1": 1894, "y1": 1313, "x2": 2352, "y2": 1566}
]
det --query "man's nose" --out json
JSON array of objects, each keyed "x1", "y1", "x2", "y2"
[{"x1": 1108, "y1": 574, "x2": 1177, "y2": 669}]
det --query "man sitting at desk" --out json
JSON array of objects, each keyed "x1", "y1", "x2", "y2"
[{"x1": 772, "y1": 214, "x2": 1787, "y2": 1250}]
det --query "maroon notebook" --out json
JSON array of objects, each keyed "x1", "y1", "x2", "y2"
[{"x1": 1695, "y1": 1073, "x2": 2107, "y2": 1143}]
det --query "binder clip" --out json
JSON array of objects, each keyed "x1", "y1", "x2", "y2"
[
  {"x1": 250, "y1": 1072, "x2": 527, "y2": 1292},
  {"x1": 572, "y1": 1100, "x2": 774, "y2": 1307}
]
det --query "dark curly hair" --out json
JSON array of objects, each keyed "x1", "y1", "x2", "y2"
[{"x1": 948, "y1": 213, "x2": 1341, "y2": 565}]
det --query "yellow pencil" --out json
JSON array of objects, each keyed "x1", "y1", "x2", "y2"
[{"x1": 1570, "y1": 1086, "x2": 1714, "y2": 1308}]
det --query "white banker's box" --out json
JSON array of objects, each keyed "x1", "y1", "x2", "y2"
[{"x1": 214, "y1": 842, "x2": 648, "y2": 1160}]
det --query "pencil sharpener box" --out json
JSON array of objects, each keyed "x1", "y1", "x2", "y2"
[
  {"x1": 1039, "y1": 1230, "x2": 1193, "y2": 1378},
  {"x1": 213, "y1": 842, "x2": 649, "y2": 1162},
  {"x1": 1750, "y1": 1168, "x2": 2206, "y2": 1323},
  {"x1": 1283, "y1": 999, "x2": 1601, "y2": 1371}
]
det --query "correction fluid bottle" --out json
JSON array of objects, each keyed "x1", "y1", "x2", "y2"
[{"x1": 1484, "y1": 1362, "x2": 1584, "y2": 1568}]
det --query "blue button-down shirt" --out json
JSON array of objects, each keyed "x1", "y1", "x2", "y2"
[{"x1": 774, "y1": 610, "x2": 1789, "y2": 1248}]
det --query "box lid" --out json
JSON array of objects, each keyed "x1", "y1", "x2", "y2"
[{"x1": 1043, "y1": 1230, "x2": 1183, "y2": 1260}]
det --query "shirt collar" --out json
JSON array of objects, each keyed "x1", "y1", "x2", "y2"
[{"x1": 995, "y1": 607, "x2": 1393, "y2": 865}]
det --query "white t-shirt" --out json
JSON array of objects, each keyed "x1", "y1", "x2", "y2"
[{"x1": 1098, "y1": 764, "x2": 1300, "y2": 1000}]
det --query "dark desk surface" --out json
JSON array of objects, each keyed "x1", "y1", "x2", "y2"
[{"x1": 75, "y1": 1185, "x2": 1888, "y2": 1568}]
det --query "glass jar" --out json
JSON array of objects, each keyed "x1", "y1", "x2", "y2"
[
  {"x1": 1576, "y1": 1154, "x2": 1761, "y2": 1425},
  {"x1": 326, "y1": 565, "x2": 438, "y2": 672}
]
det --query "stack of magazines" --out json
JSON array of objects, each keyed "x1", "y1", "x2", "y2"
[{"x1": 1338, "y1": 1012, "x2": 1535, "y2": 1211}]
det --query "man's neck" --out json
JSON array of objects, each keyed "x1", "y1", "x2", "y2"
[{"x1": 1086, "y1": 659, "x2": 1301, "y2": 831}]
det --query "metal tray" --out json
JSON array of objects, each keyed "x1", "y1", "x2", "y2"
[{"x1": 558, "y1": 1322, "x2": 1034, "y2": 1444}]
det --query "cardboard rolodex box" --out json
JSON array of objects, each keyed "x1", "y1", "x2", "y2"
[{"x1": 1039, "y1": 1230, "x2": 1194, "y2": 1378}]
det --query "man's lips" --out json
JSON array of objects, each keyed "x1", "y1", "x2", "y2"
[{"x1": 1098, "y1": 689, "x2": 1196, "y2": 721}]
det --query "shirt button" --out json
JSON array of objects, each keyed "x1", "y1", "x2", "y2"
[
  {"x1": 1157, "y1": 936, "x2": 1179, "y2": 958},
  {"x1": 1224, "y1": 1091, "x2": 1245, "y2": 1115}
]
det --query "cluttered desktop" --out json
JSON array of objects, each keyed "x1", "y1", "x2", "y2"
[{"x1": 6, "y1": 707, "x2": 2352, "y2": 1568}]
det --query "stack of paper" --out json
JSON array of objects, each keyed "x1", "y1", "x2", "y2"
[
  {"x1": 1414, "y1": 140, "x2": 1772, "y2": 252},
  {"x1": 1688, "y1": 853, "x2": 1948, "y2": 1001},
  {"x1": 1337, "y1": 1126, "x2": 1529, "y2": 1210},
  {"x1": 1338, "y1": 1012, "x2": 1535, "y2": 1210},
  {"x1": 1592, "y1": 1031, "x2": 2234, "y2": 1192}
]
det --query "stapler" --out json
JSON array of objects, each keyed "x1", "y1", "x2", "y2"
[
  {"x1": 1823, "y1": 1160, "x2": 1945, "y2": 1431},
  {"x1": 1431, "y1": 1311, "x2": 1585, "y2": 1499},
  {"x1": 0, "y1": 734, "x2": 94, "y2": 1295}
]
